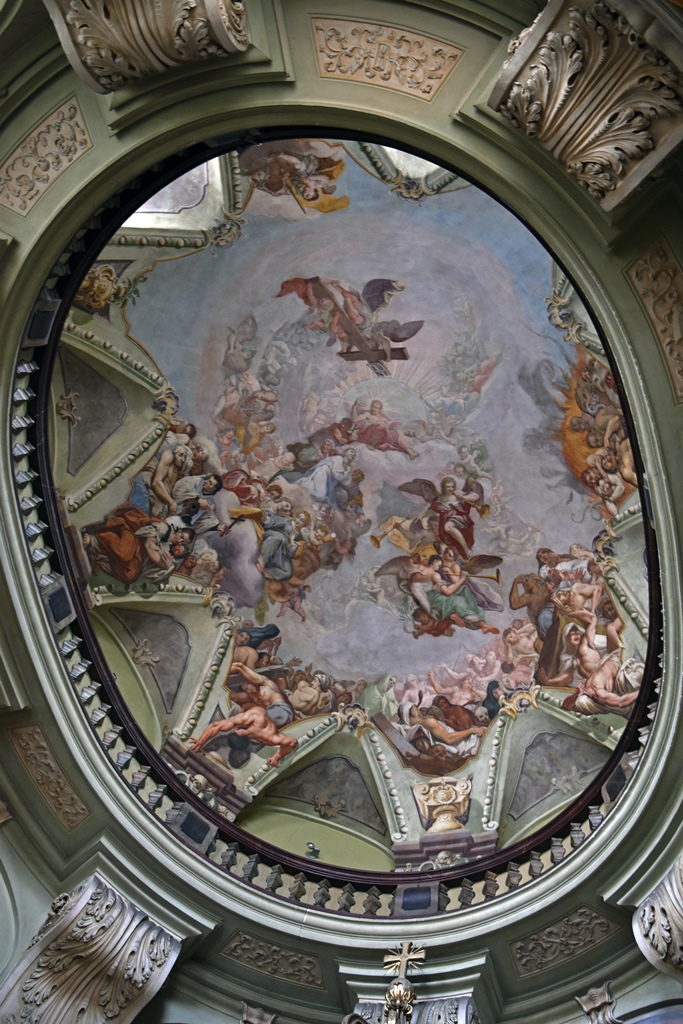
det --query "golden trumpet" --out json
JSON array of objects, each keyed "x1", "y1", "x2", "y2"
[
  {"x1": 465, "y1": 568, "x2": 502, "y2": 585},
  {"x1": 370, "y1": 532, "x2": 388, "y2": 548}
]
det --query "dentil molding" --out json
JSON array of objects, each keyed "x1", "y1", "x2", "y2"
[
  {"x1": 488, "y1": 0, "x2": 683, "y2": 210},
  {"x1": 42, "y1": 0, "x2": 249, "y2": 93},
  {"x1": 0, "y1": 873, "x2": 181, "y2": 1024}
]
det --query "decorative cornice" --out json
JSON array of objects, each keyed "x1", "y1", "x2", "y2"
[
  {"x1": 220, "y1": 930, "x2": 324, "y2": 988},
  {"x1": 0, "y1": 873, "x2": 181, "y2": 1023},
  {"x1": 42, "y1": 0, "x2": 249, "y2": 94},
  {"x1": 627, "y1": 236, "x2": 683, "y2": 403},
  {"x1": 634, "y1": 852, "x2": 683, "y2": 979},
  {"x1": 0, "y1": 98, "x2": 91, "y2": 215},
  {"x1": 510, "y1": 905, "x2": 620, "y2": 976},
  {"x1": 7, "y1": 724, "x2": 90, "y2": 831},
  {"x1": 312, "y1": 18, "x2": 464, "y2": 100},
  {"x1": 489, "y1": 0, "x2": 683, "y2": 209}
]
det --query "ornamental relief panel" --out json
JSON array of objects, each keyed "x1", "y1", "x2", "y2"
[
  {"x1": 7, "y1": 724, "x2": 90, "y2": 830},
  {"x1": 312, "y1": 18, "x2": 464, "y2": 99},
  {"x1": 489, "y1": 0, "x2": 683, "y2": 209},
  {"x1": 510, "y1": 904, "x2": 620, "y2": 976},
  {"x1": 0, "y1": 98, "x2": 91, "y2": 216},
  {"x1": 220, "y1": 930, "x2": 324, "y2": 987},
  {"x1": 627, "y1": 237, "x2": 683, "y2": 403}
]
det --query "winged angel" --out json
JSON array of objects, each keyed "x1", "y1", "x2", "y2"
[{"x1": 276, "y1": 276, "x2": 424, "y2": 375}]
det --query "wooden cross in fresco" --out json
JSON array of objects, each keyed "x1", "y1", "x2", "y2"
[{"x1": 383, "y1": 941, "x2": 426, "y2": 978}]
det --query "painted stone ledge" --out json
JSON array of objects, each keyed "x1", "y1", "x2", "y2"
[
  {"x1": 488, "y1": 0, "x2": 683, "y2": 210},
  {"x1": 0, "y1": 98, "x2": 91, "y2": 216},
  {"x1": 7, "y1": 723, "x2": 90, "y2": 830},
  {"x1": 42, "y1": 0, "x2": 249, "y2": 93},
  {"x1": 0, "y1": 873, "x2": 181, "y2": 1024},
  {"x1": 627, "y1": 236, "x2": 683, "y2": 404},
  {"x1": 634, "y1": 854, "x2": 683, "y2": 980}
]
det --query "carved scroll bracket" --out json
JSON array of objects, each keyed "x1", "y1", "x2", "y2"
[
  {"x1": 0, "y1": 872, "x2": 182, "y2": 1024},
  {"x1": 488, "y1": 0, "x2": 683, "y2": 209},
  {"x1": 634, "y1": 853, "x2": 683, "y2": 980},
  {"x1": 42, "y1": 0, "x2": 249, "y2": 94}
]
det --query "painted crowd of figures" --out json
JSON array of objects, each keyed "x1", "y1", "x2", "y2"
[{"x1": 74, "y1": 139, "x2": 644, "y2": 776}]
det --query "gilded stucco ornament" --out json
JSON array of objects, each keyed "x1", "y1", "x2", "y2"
[
  {"x1": 634, "y1": 854, "x2": 683, "y2": 979},
  {"x1": 489, "y1": 0, "x2": 683, "y2": 209},
  {"x1": 41, "y1": 0, "x2": 249, "y2": 93},
  {"x1": 0, "y1": 873, "x2": 181, "y2": 1023}
]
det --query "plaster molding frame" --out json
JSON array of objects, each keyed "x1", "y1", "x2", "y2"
[{"x1": 488, "y1": 0, "x2": 683, "y2": 210}]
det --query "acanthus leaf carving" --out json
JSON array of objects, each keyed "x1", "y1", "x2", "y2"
[
  {"x1": 490, "y1": 1, "x2": 683, "y2": 207},
  {"x1": 43, "y1": 0, "x2": 249, "y2": 93},
  {"x1": 634, "y1": 853, "x2": 683, "y2": 978},
  {"x1": 0, "y1": 874, "x2": 181, "y2": 1024}
]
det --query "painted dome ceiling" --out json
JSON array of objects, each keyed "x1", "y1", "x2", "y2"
[{"x1": 46, "y1": 137, "x2": 652, "y2": 876}]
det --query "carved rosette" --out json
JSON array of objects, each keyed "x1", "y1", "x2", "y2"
[
  {"x1": 0, "y1": 873, "x2": 181, "y2": 1023},
  {"x1": 488, "y1": 0, "x2": 683, "y2": 208},
  {"x1": 42, "y1": 0, "x2": 249, "y2": 93},
  {"x1": 634, "y1": 854, "x2": 683, "y2": 979}
]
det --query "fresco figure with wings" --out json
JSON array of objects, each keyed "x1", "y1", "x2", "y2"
[
  {"x1": 399, "y1": 473, "x2": 488, "y2": 560},
  {"x1": 276, "y1": 276, "x2": 424, "y2": 374}
]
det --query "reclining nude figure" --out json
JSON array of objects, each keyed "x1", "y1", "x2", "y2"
[
  {"x1": 537, "y1": 608, "x2": 641, "y2": 716},
  {"x1": 189, "y1": 663, "x2": 297, "y2": 767}
]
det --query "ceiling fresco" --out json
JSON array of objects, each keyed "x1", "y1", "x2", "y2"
[{"x1": 48, "y1": 138, "x2": 651, "y2": 874}]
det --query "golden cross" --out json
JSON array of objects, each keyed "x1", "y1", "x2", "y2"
[{"x1": 383, "y1": 941, "x2": 426, "y2": 978}]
